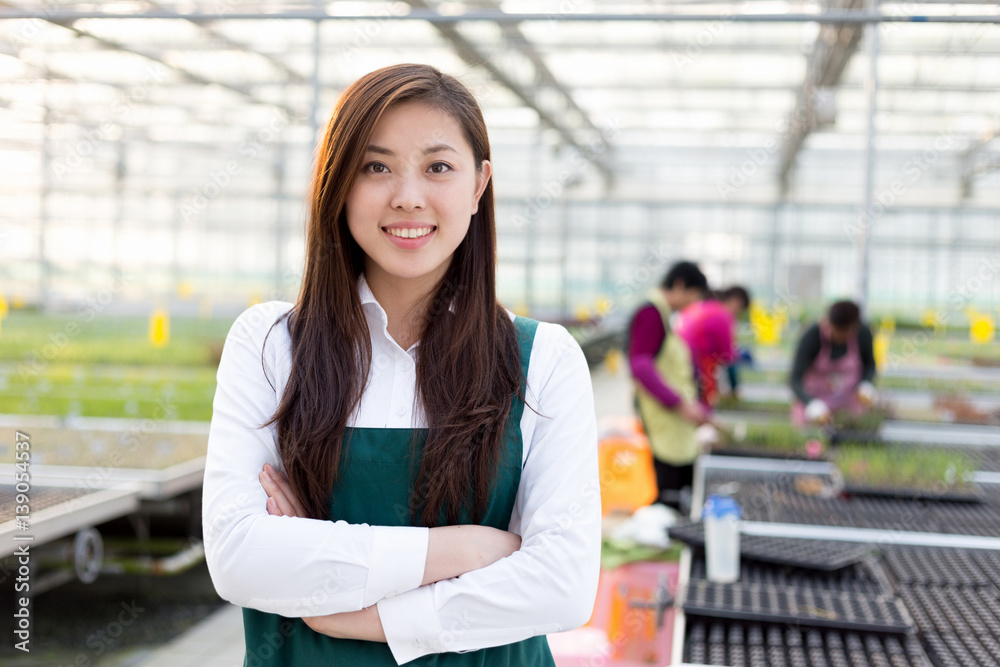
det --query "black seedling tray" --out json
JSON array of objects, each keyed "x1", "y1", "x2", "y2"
[
  {"x1": 842, "y1": 483, "x2": 983, "y2": 504},
  {"x1": 884, "y1": 546, "x2": 995, "y2": 588},
  {"x1": 668, "y1": 520, "x2": 871, "y2": 571},
  {"x1": 828, "y1": 429, "x2": 885, "y2": 446},
  {"x1": 684, "y1": 618, "x2": 933, "y2": 667},
  {"x1": 922, "y1": 630, "x2": 1000, "y2": 667},
  {"x1": 683, "y1": 578, "x2": 913, "y2": 634},
  {"x1": 704, "y1": 469, "x2": 1000, "y2": 538},
  {"x1": 688, "y1": 553, "x2": 887, "y2": 596},
  {"x1": 901, "y1": 585, "x2": 1000, "y2": 635}
]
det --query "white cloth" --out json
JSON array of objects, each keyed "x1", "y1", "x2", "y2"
[
  {"x1": 857, "y1": 380, "x2": 877, "y2": 404},
  {"x1": 202, "y1": 272, "x2": 601, "y2": 665},
  {"x1": 805, "y1": 398, "x2": 831, "y2": 422}
]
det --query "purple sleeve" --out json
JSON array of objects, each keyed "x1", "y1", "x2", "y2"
[
  {"x1": 628, "y1": 305, "x2": 682, "y2": 408},
  {"x1": 706, "y1": 309, "x2": 738, "y2": 366}
]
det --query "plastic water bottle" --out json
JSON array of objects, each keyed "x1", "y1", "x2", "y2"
[{"x1": 703, "y1": 495, "x2": 741, "y2": 583}]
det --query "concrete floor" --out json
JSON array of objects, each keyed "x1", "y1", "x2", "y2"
[{"x1": 125, "y1": 603, "x2": 246, "y2": 667}]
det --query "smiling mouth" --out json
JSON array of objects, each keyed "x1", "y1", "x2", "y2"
[{"x1": 382, "y1": 226, "x2": 436, "y2": 239}]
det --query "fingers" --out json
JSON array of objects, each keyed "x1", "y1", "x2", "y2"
[{"x1": 259, "y1": 463, "x2": 308, "y2": 517}]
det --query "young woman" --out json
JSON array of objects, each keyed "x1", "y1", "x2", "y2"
[
  {"x1": 627, "y1": 260, "x2": 709, "y2": 511},
  {"x1": 201, "y1": 63, "x2": 601, "y2": 666}
]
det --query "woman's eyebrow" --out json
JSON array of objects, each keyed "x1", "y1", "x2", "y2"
[{"x1": 365, "y1": 143, "x2": 458, "y2": 156}]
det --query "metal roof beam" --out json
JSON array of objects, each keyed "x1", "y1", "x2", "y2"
[
  {"x1": 141, "y1": 0, "x2": 310, "y2": 87},
  {"x1": 403, "y1": 0, "x2": 616, "y2": 187},
  {"x1": 0, "y1": 1, "x2": 308, "y2": 122},
  {"x1": 777, "y1": 0, "x2": 867, "y2": 195},
  {"x1": 2, "y1": 9, "x2": 1000, "y2": 23},
  {"x1": 960, "y1": 130, "x2": 999, "y2": 198}
]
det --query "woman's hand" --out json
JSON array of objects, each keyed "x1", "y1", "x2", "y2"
[
  {"x1": 258, "y1": 464, "x2": 387, "y2": 641},
  {"x1": 258, "y1": 463, "x2": 306, "y2": 517},
  {"x1": 677, "y1": 400, "x2": 708, "y2": 425},
  {"x1": 303, "y1": 605, "x2": 387, "y2": 643},
  {"x1": 422, "y1": 525, "x2": 521, "y2": 585},
  {"x1": 259, "y1": 464, "x2": 519, "y2": 640}
]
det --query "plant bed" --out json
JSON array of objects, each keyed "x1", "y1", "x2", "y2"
[
  {"x1": 710, "y1": 446, "x2": 820, "y2": 460},
  {"x1": 714, "y1": 395, "x2": 790, "y2": 415},
  {"x1": 712, "y1": 421, "x2": 828, "y2": 460},
  {"x1": 833, "y1": 444, "x2": 980, "y2": 503},
  {"x1": 823, "y1": 403, "x2": 893, "y2": 443},
  {"x1": 932, "y1": 391, "x2": 1000, "y2": 426}
]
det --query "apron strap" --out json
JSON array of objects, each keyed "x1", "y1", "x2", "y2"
[{"x1": 509, "y1": 316, "x2": 539, "y2": 429}]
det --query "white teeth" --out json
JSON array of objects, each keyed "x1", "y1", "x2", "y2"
[{"x1": 386, "y1": 227, "x2": 433, "y2": 239}]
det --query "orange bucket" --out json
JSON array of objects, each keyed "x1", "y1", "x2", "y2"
[{"x1": 598, "y1": 434, "x2": 658, "y2": 515}]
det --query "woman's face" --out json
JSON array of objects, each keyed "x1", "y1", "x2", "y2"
[{"x1": 345, "y1": 101, "x2": 492, "y2": 287}]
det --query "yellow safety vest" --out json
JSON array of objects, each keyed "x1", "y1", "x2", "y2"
[{"x1": 632, "y1": 289, "x2": 698, "y2": 465}]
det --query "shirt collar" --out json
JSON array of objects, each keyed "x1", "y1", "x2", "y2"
[
  {"x1": 356, "y1": 271, "x2": 457, "y2": 318},
  {"x1": 356, "y1": 271, "x2": 379, "y2": 308}
]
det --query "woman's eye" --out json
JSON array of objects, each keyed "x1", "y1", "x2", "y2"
[
  {"x1": 428, "y1": 162, "x2": 452, "y2": 174},
  {"x1": 364, "y1": 162, "x2": 388, "y2": 174}
]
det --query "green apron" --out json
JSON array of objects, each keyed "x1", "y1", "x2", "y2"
[
  {"x1": 631, "y1": 289, "x2": 698, "y2": 465},
  {"x1": 242, "y1": 316, "x2": 556, "y2": 666}
]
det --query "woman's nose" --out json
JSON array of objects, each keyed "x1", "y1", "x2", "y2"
[{"x1": 390, "y1": 173, "x2": 426, "y2": 211}]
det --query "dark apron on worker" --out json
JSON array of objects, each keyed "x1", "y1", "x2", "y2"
[{"x1": 242, "y1": 316, "x2": 556, "y2": 666}]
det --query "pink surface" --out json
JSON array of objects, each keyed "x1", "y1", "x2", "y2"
[{"x1": 549, "y1": 561, "x2": 680, "y2": 666}]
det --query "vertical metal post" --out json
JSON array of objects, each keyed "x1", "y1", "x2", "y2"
[
  {"x1": 525, "y1": 133, "x2": 540, "y2": 314},
  {"x1": 273, "y1": 141, "x2": 285, "y2": 298},
  {"x1": 114, "y1": 137, "x2": 126, "y2": 296},
  {"x1": 311, "y1": 2, "x2": 322, "y2": 146},
  {"x1": 560, "y1": 191, "x2": 569, "y2": 320},
  {"x1": 39, "y1": 75, "x2": 51, "y2": 310},
  {"x1": 768, "y1": 203, "x2": 780, "y2": 304},
  {"x1": 857, "y1": 0, "x2": 880, "y2": 316},
  {"x1": 171, "y1": 142, "x2": 182, "y2": 295}
]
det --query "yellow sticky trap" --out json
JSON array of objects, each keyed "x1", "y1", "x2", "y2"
[
  {"x1": 873, "y1": 330, "x2": 890, "y2": 371},
  {"x1": 574, "y1": 304, "x2": 592, "y2": 322},
  {"x1": 921, "y1": 308, "x2": 945, "y2": 337},
  {"x1": 970, "y1": 313, "x2": 995, "y2": 345},
  {"x1": 149, "y1": 308, "x2": 170, "y2": 348},
  {"x1": 604, "y1": 348, "x2": 622, "y2": 374},
  {"x1": 177, "y1": 281, "x2": 194, "y2": 299},
  {"x1": 513, "y1": 302, "x2": 529, "y2": 317},
  {"x1": 248, "y1": 292, "x2": 262, "y2": 307},
  {"x1": 749, "y1": 301, "x2": 781, "y2": 346},
  {"x1": 594, "y1": 296, "x2": 612, "y2": 318},
  {"x1": 0, "y1": 291, "x2": 7, "y2": 341}
]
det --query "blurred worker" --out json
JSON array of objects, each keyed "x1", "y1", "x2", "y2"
[
  {"x1": 627, "y1": 261, "x2": 709, "y2": 512},
  {"x1": 789, "y1": 299, "x2": 878, "y2": 426},
  {"x1": 676, "y1": 285, "x2": 752, "y2": 407}
]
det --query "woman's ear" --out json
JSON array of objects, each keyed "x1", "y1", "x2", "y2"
[{"x1": 471, "y1": 160, "x2": 493, "y2": 215}]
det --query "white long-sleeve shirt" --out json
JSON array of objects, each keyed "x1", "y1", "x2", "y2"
[{"x1": 201, "y1": 272, "x2": 601, "y2": 665}]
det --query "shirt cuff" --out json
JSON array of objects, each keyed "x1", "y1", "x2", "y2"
[
  {"x1": 363, "y1": 525, "x2": 429, "y2": 608},
  {"x1": 377, "y1": 584, "x2": 442, "y2": 665}
]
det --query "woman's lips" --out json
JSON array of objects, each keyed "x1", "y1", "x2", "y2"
[{"x1": 381, "y1": 225, "x2": 436, "y2": 249}]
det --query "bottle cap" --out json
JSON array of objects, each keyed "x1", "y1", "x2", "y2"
[{"x1": 702, "y1": 494, "x2": 742, "y2": 520}]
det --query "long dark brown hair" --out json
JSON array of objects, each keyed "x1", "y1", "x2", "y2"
[{"x1": 259, "y1": 63, "x2": 523, "y2": 527}]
